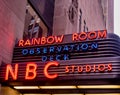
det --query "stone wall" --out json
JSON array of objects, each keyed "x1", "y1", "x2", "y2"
[
  {"x1": 0, "y1": 1, "x2": 27, "y2": 94},
  {"x1": 0, "y1": 0, "x2": 27, "y2": 65},
  {"x1": 1, "y1": 86, "x2": 20, "y2": 95},
  {"x1": 53, "y1": 0, "x2": 106, "y2": 35}
]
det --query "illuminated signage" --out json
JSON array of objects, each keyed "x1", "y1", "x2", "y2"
[
  {"x1": 21, "y1": 42, "x2": 98, "y2": 62},
  {"x1": 0, "y1": 30, "x2": 120, "y2": 83},
  {"x1": 0, "y1": 61, "x2": 112, "y2": 81},
  {"x1": 15, "y1": 30, "x2": 107, "y2": 62},
  {"x1": 18, "y1": 30, "x2": 107, "y2": 46},
  {"x1": 65, "y1": 64, "x2": 112, "y2": 73}
]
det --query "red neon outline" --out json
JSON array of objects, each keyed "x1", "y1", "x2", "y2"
[
  {"x1": 44, "y1": 61, "x2": 59, "y2": 79},
  {"x1": 5, "y1": 64, "x2": 18, "y2": 80},
  {"x1": 25, "y1": 63, "x2": 37, "y2": 80}
]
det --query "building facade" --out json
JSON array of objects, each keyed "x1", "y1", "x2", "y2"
[
  {"x1": 0, "y1": 0, "x2": 119, "y2": 95},
  {"x1": 53, "y1": 0, "x2": 106, "y2": 35},
  {"x1": 53, "y1": 0, "x2": 114, "y2": 35}
]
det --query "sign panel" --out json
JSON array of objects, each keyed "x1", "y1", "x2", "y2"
[
  {"x1": 0, "y1": 57, "x2": 120, "y2": 82},
  {"x1": 13, "y1": 30, "x2": 109, "y2": 63},
  {"x1": 0, "y1": 30, "x2": 120, "y2": 83}
]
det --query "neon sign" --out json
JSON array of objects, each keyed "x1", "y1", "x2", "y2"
[
  {"x1": 2, "y1": 62, "x2": 112, "y2": 80},
  {"x1": 0, "y1": 30, "x2": 119, "y2": 82},
  {"x1": 18, "y1": 30, "x2": 107, "y2": 47},
  {"x1": 21, "y1": 43, "x2": 98, "y2": 62},
  {"x1": 65, "y1": 64, "x2": 112, "y2": 73},
  {"x1": 16, "y1": 30, "x2": 107, "y2": 62},
  {"x1": 44, "y1": 61, "x2": 59, "y2": 79},
  {"x1": 18, "y1": 35, "x2": 64, "y2": 46}
]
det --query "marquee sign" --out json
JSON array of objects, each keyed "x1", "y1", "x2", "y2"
[
  {"x1": 0, "y1": 62, "x2": 113, "y2": 80},
  {"x1": 18, "y1": 30, "x2": 107, "y2": 46},
  {"x1": 0, "y1": 57, "x2": 120, "y2": 82},
  {"x1": 0, "y1": 30, "x2": 120, "y2": 83},
  {"x1": 13, "y1": 30, "x2": 107, "y2": 62}
]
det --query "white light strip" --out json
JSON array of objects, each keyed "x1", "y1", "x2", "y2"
[
  {"x1": 49, "y1": 94, "x2": 120, "y2": 95},
  {"x1": 14, "y1": 85, "x2": 120, "y2": 90},
  {"x1": 23, "y1": 94, "x2": 120, "y2": 95},
  {"x1": 14, "y1": 86, "x2": 39, "y2": 89},
  {"x1": 77, "y1": 85, "x2": 120, "y2": 89},
  {"x1": 39, "y1": 86, "x2": 77, "y2": 89},
  {"x1": 24, "y1": 94, "x2": 51, "y2": 95},
  {"x1": 52, "y1": 94, "x2": 84, "y2": 95},
  {"x1": 86, "y1": 94, "x2": 120, "y2": 95},
  {"x1": 114, "y1": 0, "x2": 120, "y2": 36}
]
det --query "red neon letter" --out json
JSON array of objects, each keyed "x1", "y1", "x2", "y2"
[
  {"x1": 33, "y1": 38, "x2": 40, "y2": 45},
  {"x1": 72, "y1": 33, "x2": 78, "y2": 41},
  {"x1": 88, "y1": 31, "x2": 97, "y2": 40},
  {"x1": 98, "y1": 30, "x2": 107, "y2": 39},
  {"x1": 5, "y1": 64, "x2": 18, "y2": 80},
  {"x1": 41, "y1": 37, "x2": 46, "y2": 44},
  {"x1": 65, "y1": 66, "x2": 70, "y2": 73},
  {"x1": 108, "y1": 64, "x2": 112, "y2": 71},
  {"x1": 98, "y1": 64, "x2": 105, "y2": 72},
  {"x1": 55, "y1": 35, "x2": 64, "y2": 43},
  {"x1": 25, "y1": 63, "x2": 37, "y2": 80},
  {"x1": 71, "y1": 65, "x2": 75, "y2": 73},
  {"x1": 85, "y1": 65, "x2": 91, "y2": 72},
  {"x1": 24, "y1": 40, "x2": 31, "y2": 46},
  {"x1": 47, "y1": 36, "x2": 55, "y2": 44},
  {"x1": 18, "y1": 40, "x2": 24, "y2": 46},
  {"x1": 78, "y1": 66, "x2": 83, "y2": 73},
  {"x1": 44, "y1": 61, "x2": 59, "y2": 79},
  {"x1": 79, "y1": 32, "x2": 87, "y2": 41}
]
